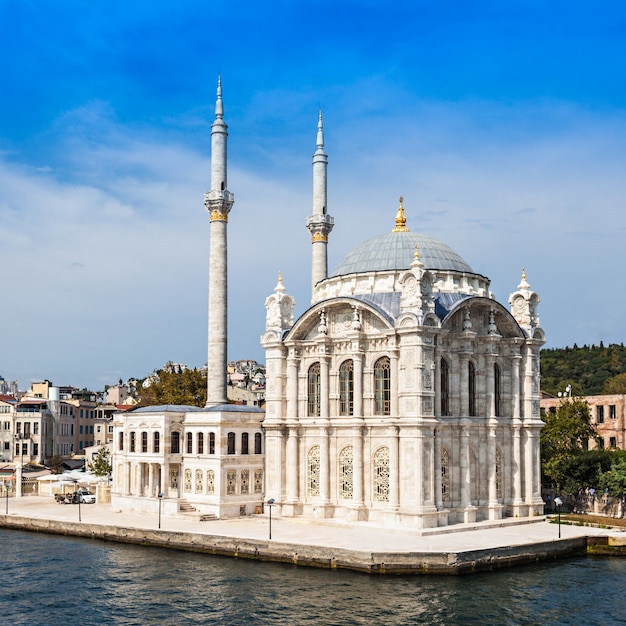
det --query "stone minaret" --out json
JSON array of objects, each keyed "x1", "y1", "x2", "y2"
[
  {"x1": 306, "y1": 111, "x2": 334, "y2": 299},
  {"x1": 204, "y1": 77, "x2": 233, "y2": 406}
]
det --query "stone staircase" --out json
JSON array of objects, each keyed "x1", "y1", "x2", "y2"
[{"x1": 178, "y1": 500, "x2": 217, "y2": 521}]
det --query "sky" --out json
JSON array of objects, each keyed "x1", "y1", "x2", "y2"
[{"x1": 1, "y1": 0, "x2": 626, "y2": 392}]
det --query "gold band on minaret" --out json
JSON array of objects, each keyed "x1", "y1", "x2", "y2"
[{"x1": 392, "y1": 196, "x2": 410, "y2": 232}]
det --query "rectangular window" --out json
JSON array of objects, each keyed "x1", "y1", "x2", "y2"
[
  {"x1": 80, "y1": 425, "x2": 84, "y2": 434},
  {"x1": 3, "y1": 421, "x2": 9, "y2": 431},
  {"x1": 171, "y1": 432, "x2": 180, "y2": 454},
  {"x1": 227, "y1": 432, "x2": 235, "y2": 455},
  {"x1": 4, "y1": 442, "x2": 9, "y2": 451},
  {"x1": 597, "y1": 406, "x2": 604, "y2": 423},
  {"x1": 598, "y1": 437, "x2": 604, "y2": 449},
  {"x1": 16, "y1": 422, "x2": 21, "y2": 434},
  {"x1": 33, "y1": 443, "x2": 39, "y2": 456},
  {"x1": 610, "y1": 437, "x2": 617, "y2": 447},
  {"x1": 33, "y1": 423, "x2": 39, "y2": 435},
  {"x1": 610, "y1": 405, "x2": 616, "y2": 419}
]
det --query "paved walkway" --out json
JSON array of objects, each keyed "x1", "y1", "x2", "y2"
[{"x1": 3, "y1": 496, "x2": 624, "y2": 554}]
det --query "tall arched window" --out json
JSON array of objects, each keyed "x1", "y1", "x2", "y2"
[
  {"x1": 227, "y1": 432, "x2": 235, "y2": 455},
  {"x1": 468, "y1": 361, "x2": 476, "y2": 416},
  {"x1": 118, "y1": 431, "x2": 124, "y2": 452},
  {"x1": 241, "y1": 432, "x2": 249, "y2": 455},
  {"x1": 307, "y1": 445, "x2": 320, "y2": 497},
  {"x1": 197, "y1": 432, "x2": 204, "y2": 455},
  {"x1": 339, "y1": 446, "x2": 353, "y2": 499},
  {"x1": 141, "y1": 432, "x2": 148, "y2": 453},
  {"x1": 209, "y1": 432, "x2": 215, "y2": 454},
  {"x1": 307, "y1": 363, "x2": 321, "y2": 417},
  {"x1": 153, "y1": 431, "x2": 160, "y2": 453},
  {"x1": 129, "y1": 431, "x2": 136, "y2": 452},
  {"x1": 441, "y1": 448, "x2": 450, "y2": 501},
  {"x1": 186, "y1": 432, "x2": 193, "y2": 454},
  {"x1": 373, "y1": 447, "x2": 390, "y2": 502},
  {"x1": 440, "y1": 358, "x2": 450, "y2": 416},
  {"x1": 339, "y1": 359, "x2": 354, "y2": 416},
  {"x1": 374, "y1": 356, "x2": 391, "y2": 416},
  {"x1": 254, "y1": 432, "x2": 262, "y2": 454},
  {"x1": 494, "y1": 363, "x2": 501, "y2": 417},
  {"x1": 170, "y1": 431, "x2": 180, "y2": 454}
]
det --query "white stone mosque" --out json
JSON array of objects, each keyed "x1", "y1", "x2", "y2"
[{"x1": 112, "y1": 79, "x2": 545, "y2": 527}]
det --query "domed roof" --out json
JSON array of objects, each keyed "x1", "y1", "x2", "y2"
[{"x1": 330, "y1": 230, "x2": 474, "y2": 277}]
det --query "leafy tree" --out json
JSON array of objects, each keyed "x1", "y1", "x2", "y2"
[
  {"x1": 541, "y1": 398, "x2": 598, "y2": 491},
  {"x1": 88, "y1": 446, "x2": 112, "y2": 477},
  {"x1": 603, "y1": 372, "x2": 626, "y2": 394},
  {"x1": 138, "y1": 368, "x2": 207, "y2": 407},
  {"x1": 598, "y1": 459, "x2": 626, "y2": 499},
  {"x1": 48, "y1": 454, "x2": 64, "y2": 474}
]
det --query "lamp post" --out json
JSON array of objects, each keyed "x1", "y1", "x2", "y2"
[
  {"x1": 554, "y1": 496, "x2": 563, "y2": 538},
  {"x1": 558, "y1": 385, "x2": 572, "y2": 399},
  {"x1": 4, "y1": 480, "x2": 10, "y2": 514},
  {"x1": 267, "y1": 498, "x2": 275, "y2": 540},
  {"x1": 73, "y1": 479, "x2": 82, "y2": 522},
  {"x1": 158, "y1": 492, "x2": 164, "y2": 529}
]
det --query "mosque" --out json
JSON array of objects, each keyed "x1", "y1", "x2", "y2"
[{"x1": 111, "y1": 80, "x2": 546, "y2": 527}]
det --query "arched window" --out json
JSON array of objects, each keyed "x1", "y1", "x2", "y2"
[
  {"x1": 308, "y1": 445, "x2": 320, "y2": 497},
  {"x1": 373, "y1": 447, "x2": 390, "y2": 502},
  {"x1": 209, "y1": 432, "x2": 215, "y2": 454},
  {"x1": 440, "y1": 358, "x2": 450, "y2": 416},
  {"x1": 227, "y1": 432, "x2": 235, "y2": 455},
  {"x1": 118, "y1": 431, "x2": 124, "y2": 452},
  {"x1": 129, "y1": 431, "x2": 136, "y2": 453},
  {"x1": 307, "y1": 363, "x2": 321, "y2": 417},
  {"x1": 339, "y1": 359, "x2": 354, "y2": 416},
  {"x1": 227, "y1": 469, "x2": 236, "y2": 494},
  {"x1": 170, "y1": 431, "x2": 180, "y2": 454},
  {"x1": 206, "y1": 470, "x2": 215, "y2": 494},
  {"x1": 197, "y1": 432, "x2": 204, "y2": 455},
  {"x1": 153, "y1": 432, "x2": 160, "y2": 454},
  {"x1": 186, "y1": 432, "x2": 193, "y2": 454},
  {"x1": 254, "y1": 432, "x2": 262, "y2": 454},
  {"x1": 254, "y1": 468, "x2": 263, "y2": 493},
  {"x1": 494, "y1": 363, "x2": 501, "y2": 417},
  {"x1": 241, "y1": 432, "x2": 249, "y2": 455},
  {"x1": 184, "y1": 469, "x2": 192, "y2": 493},
  {"x1": 374, "y1": 356, "x2": 391, "y2": 416},
  {"x1": 339, "y1": 446, "x2": 353, "y2": 499},
  {"x1": 141, "y1": 432, "x2": 148, "y2": 453},
  {"x1": 441, "y1": 448, "x2": 450, "y2": 501},
  {"x1": 195, "y1": 469, "x2": 203, "y2": 493},
  {"x1": 468, "y1": 361, "x2": 476, "y2": 416}
]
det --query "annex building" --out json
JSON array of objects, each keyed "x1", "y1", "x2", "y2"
[{"x1": 111, "y1": 79, "x2": 546, "y2": 527}]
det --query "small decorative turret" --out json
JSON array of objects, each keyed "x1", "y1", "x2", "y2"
[
  {"x1": 508, "y1": 267, "x2": 540, "y2": 332},
  {"x1": 264, "y1": 271, "x2": 295, "y2": 334}
]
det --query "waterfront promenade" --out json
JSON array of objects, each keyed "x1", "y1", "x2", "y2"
[{"x1": 2, "y1": 497, "x2": 625, "y2": 574}]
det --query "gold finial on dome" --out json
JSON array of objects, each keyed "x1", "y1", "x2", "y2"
[
  {"x1": 521, "y1": 267, "x2": 526, "y2": 281},
  {"x1": 278, "y1": 271, "x2": 283, "y2": 283},
  {"x1": 392, "y1": 196, "x2": 410, "y2": 232},
  {"x1": 414, "y1": 243, "x2": 420, "y2": 259}
]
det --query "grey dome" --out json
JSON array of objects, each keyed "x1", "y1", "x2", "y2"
[{"x1": 330, "y1": 231, "x2": 473, "y2": 277}]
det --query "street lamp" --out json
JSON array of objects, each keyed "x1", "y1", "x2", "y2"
[
  {"x1": 554, "y1": 496, "x2": 563, "y2": 538},
  {"x1": 4, "y1": 480, "x2": 10, "y2": 514},
  {"x1": 73, "y1": 479, "x2": 82, "y2": 522},
  {"x1": 558, "y1": 385, "x2": 572, "y2": 399},
  {"x1": 267, "y1": 498, "x2": 275, "y2": 540},
  {"x1": 158, "y1": 492, "x2": 164, "y2": 529}
]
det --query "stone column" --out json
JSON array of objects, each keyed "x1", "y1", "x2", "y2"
[
  {"x1": 319, "y1": 427, "x2": 330, "y2": 506},
  {"x1": 390, "y1": 351, "x2": 399, "y2": 416},
  {"x1": 148, "y1": 463, "x2": 155, "y2": 498},
  {"x1": 434, "y1": 428, "x2": 443, "y2": 510},
  {"x1": 389, "y1": 426, "x2": 400, "y2": 510},
  {"x1": 352, "y1": 426, "x2": 364, "y2": 507},
  {"x1": 460, "y1": 420, "x2": 476, "y2": 522},
  {"x1": 124, "y1": 462, "x2": 131, "y2": 496},
  {"x1": 353, "y1": 351, "x2": 363, "y2": 418},
  {"x1": 286, "y1": 427, "x2": 299, "y2": 503},
  {"x1": 459, "y1": 353, "x2": 469, "y2": 417},
  {"x1": 286, "y1": 352, "x2": 299, "y2": 419}
]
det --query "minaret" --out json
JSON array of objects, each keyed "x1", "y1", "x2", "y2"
[
  {"x1": 306, "y1": 110, "x2": 334, "y2": 299},
  {"x1": 204, "y1": 77, "x2": 233, "y2": 406}
]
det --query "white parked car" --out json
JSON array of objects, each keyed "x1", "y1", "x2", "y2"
[{"x1": 77, "y1": 489, "x2": 96, "y2": 504}]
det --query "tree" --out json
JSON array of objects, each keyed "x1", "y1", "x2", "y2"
[
  {"x1": 599, "y1": 459, "x2": 626, "y2": 500},
  {"x1": 137, "y1": 368, "x2": 207, "y2": 407},
  {"x1": 88, "y1": 446, "x2": 112, "y2": 477},
  {"x1": 541, "y1": 398, "x2": 598, "y2": 491},
  {"x1": 48, "y1": 454, "x2": 64, "y2": 474},
  {"x1": 603, "y1": 372, "x2": 626, "y2": 394}
]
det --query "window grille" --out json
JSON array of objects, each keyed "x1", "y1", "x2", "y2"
[
  {"x1": 308, "y1": 445, "x2": 320, "y2": 497},
  {"x1": 373, "y1": 447, "x2": 390, "y2": 502}
]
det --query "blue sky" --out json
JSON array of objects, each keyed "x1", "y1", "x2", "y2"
[{"x1": 1, "y1": 1, "x2": 626, "y2": 391}]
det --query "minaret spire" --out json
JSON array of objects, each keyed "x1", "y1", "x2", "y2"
[
  {"x1": 306, "y1": 110, "x2": 334, "y2": 300},
  {"x1": 204, "y1": 76, "x2": 234, "y2": 406}
]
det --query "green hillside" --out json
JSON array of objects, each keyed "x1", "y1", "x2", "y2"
[{"x1": 541, "y1": 343, "x2": 626, "y2": 396}]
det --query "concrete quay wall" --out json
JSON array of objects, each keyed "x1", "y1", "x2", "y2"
[{"x1": 0, "y1": 514, "x2": 594, "y2": 575}]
